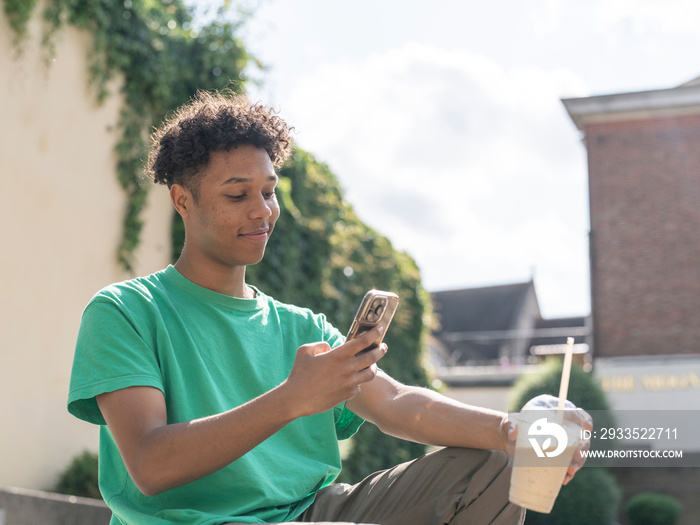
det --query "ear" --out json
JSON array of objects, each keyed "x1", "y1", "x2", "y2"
[{"x1": 170, "y1": 184, "x2": 191, "y2": 218}]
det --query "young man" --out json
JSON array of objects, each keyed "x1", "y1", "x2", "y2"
[{"x1": 68, "y1": 90, "x2": 587, "y2": 525}]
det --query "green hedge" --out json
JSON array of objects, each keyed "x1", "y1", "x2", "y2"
[
  {"x1": 55, "y1": 450, "x2": 100, "y2": 499},
  {"x1": 626, "y1": 492, "x2": 682, "y2": 525}
]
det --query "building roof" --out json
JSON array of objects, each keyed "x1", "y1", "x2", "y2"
[
  {"x1": 431, "y1": 281, "x2": 537, "y2": 336},
  {"x1": 562, "y1": 75, "x2": 700, "y2": 131},
  {"x1": 679, "y1": 76, "x2": 700, "y2": 87},
  {"x1": 430, "y1": 281, "x2": 590, "y2": 367}
]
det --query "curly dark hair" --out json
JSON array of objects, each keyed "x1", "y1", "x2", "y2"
[{"x1": 146, "y1": 89, "x2": 293, "y2": 197}]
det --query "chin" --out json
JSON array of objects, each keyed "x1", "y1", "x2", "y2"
[
  {"x1": 248, "y1": 254, "x2": 267, "y2": 266},
  {"x1": 238, "y1": 251, "x2": 267, "y2": 267}
]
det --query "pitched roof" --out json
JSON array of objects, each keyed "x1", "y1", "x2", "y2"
[
  {"x1": 679, "y1": 76, "x2": 700, "y2": 87},
  {"x1": 430, "y1": 281, "x2": 591, "y2": 366},
  {"x1": 431, "y1": 281, "x2": 537, "y2": 335}
]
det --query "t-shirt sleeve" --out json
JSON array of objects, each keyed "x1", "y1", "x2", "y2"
[
  {"x1": 333, "y1": 403, "x2": 365, "y2": 440},
  {"x1": 67, "y1": 298, "x2": 164, "y2": 425}
]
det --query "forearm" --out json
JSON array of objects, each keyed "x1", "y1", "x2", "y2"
[
  {"x1": 386, "y1": 386, "x2": 508, "y2": 451},
  {"x1": 352, "y1": 376, "x2": 508, "y2": 452},
  {"x1": 100, "y1": 383, "x2": 299, "y2": 496}
]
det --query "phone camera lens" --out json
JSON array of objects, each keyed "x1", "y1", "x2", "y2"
[{"x1": 367, "y1": 299, "x2": 385, "y2": 323}]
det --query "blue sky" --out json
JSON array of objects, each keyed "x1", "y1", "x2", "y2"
[{"x1": 219, "y1": 0, "x2": 700, "y2": 318}]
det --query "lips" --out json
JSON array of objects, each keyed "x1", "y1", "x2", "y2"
[{"x1": 239, "y1": 228, "x2": 270, "y2": 241}]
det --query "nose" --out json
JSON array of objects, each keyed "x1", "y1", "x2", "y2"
[{"x1": 248, "y1": 193, "x2": 273, "y2": 220}]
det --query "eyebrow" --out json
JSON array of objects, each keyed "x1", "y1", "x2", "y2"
[{"x1": 221, "y1": 174, "x2": 278, "y2": 185}]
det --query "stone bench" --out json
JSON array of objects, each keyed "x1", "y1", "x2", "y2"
[{"x1": 0, "y1": 486, "x2": 111, "y2": 525}]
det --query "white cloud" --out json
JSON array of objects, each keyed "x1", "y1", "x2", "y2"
[
  {"x1": 277, "y1": 42, "x2": 591, "y2": 316},
  {"x1": 534, "y1": 0, "x2": 563, "y2": 36},
  {"x1": 592, "y1": 0, "x2": 700, "y2": 34}
]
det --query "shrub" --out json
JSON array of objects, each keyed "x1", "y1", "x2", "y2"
[
  {"x1": 55, "y1": 450, "x2": 101, "y2": 500},
  {"x1": 626, "y1": 492, "x2": 682, "y2": 525}
]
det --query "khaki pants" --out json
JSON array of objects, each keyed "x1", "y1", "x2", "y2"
[{"x1": 230, "y1": 447, "x2": 525, "y2": 525}]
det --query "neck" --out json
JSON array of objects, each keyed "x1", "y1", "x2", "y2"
[{"x1": 174, "y1": 250, "x2": 253, "y2": 299}]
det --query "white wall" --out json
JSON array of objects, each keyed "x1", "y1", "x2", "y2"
[{"x1": 0, "y1": 5, "x2": 172, "y2": 490}]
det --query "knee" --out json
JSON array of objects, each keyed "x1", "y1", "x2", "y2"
[
  {"x1": 436, "y1": 448, "x2": 524, "y2": 525},
  {"x1": 484, "y1": 448, "x2": 511, "y2": 471}
]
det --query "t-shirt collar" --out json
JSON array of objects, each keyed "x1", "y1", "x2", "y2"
[{"x1": 161, "y1": 265, "x2": 266, "y2": 311}]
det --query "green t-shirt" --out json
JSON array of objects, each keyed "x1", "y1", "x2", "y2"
[{"x1": 68, "y1": 266, "x2": 364, "y2": 525}]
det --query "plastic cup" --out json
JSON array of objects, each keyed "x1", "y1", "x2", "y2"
[{"x1": 509, "y1": 409, "x2": 582, "y2": 514}]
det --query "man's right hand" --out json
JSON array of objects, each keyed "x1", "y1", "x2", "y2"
[{"x1": 281, "y1": 326, "x2": 388, "y2": 418}]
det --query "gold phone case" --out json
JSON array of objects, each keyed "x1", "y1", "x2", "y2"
[{"x1": 346, "y1": 290, "x2": 399, "y2": 351}]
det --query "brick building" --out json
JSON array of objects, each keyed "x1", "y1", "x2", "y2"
[
  {"x1": 563, "y1": 78, "x2": 700, "y2": 525},
  {"x1": 563, "y1": 78, "x2": 700, "y2": 359}
]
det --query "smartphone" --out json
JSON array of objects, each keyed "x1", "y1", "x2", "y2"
[{"x1": 346, "y1": 289, "x2": 399, "y2": 354}]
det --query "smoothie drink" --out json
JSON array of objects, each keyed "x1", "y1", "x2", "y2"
[{"x1": 509, "y1": 409, "x2": 581, "y2": 514}]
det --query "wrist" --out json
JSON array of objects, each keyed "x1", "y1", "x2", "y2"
[
  {"x1": 272, "y1": 378, "x2": 309, "y2": 421},
  {"x1": 499, "y1": 413, "x2": 516, "y2": 456}
]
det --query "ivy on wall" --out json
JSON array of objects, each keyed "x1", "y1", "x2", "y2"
[
  {"x1": 3, "y1": 0, "x2": 252, "y2": 272},
  {"x1": 3, "y1": 0, "x2": 39, "y2": 49}
]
